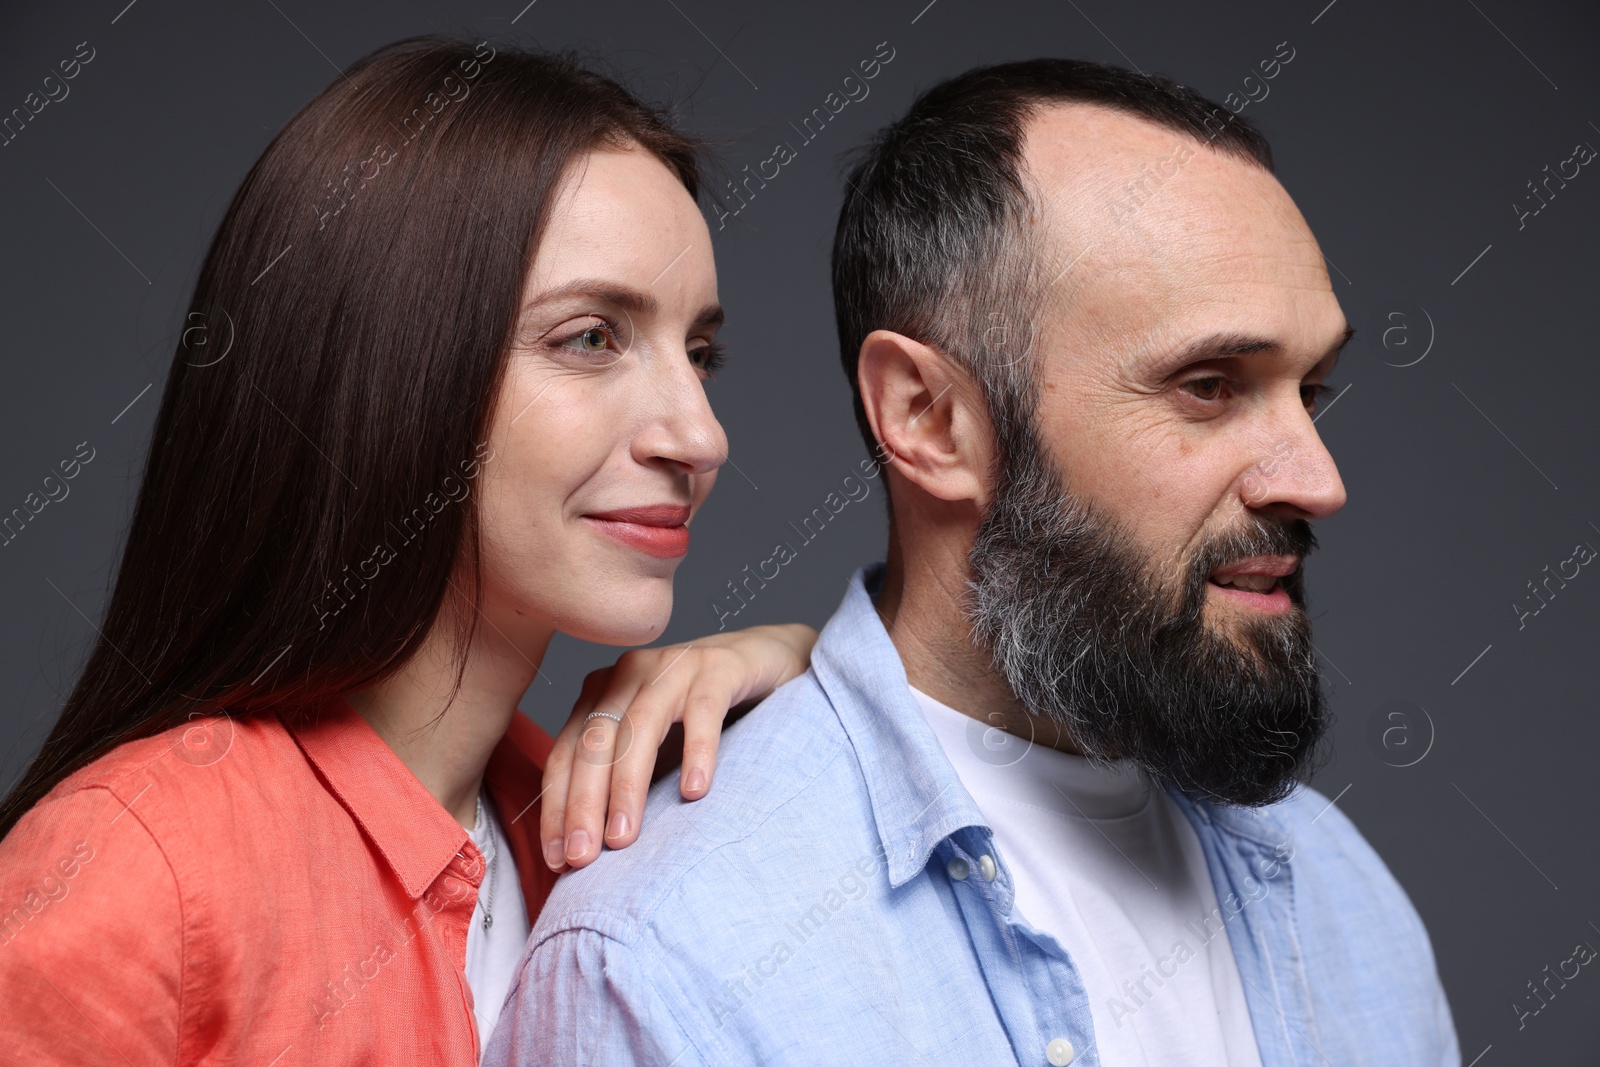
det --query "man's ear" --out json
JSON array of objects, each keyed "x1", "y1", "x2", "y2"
[{"x1": 857, "y1": 329, "x2": 991, "y2": 507}]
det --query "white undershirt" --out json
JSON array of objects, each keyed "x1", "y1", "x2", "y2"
[
  {"x1": 464, "y1": 794, "x2": 531, "y2": 1059},
  {"x1": 911, "y1": 686, "x2": 1263, "y2": 1067}
]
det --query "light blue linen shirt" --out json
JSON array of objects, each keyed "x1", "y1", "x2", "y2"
[{"x1": 486, "y1": 562, "x2": 1459, "y2": 1066}]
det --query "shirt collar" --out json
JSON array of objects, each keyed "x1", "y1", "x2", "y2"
[
  {"x1": 284, "y1": 695, "x2": 557, "y2": 903},
  {"x1": 811, "y1": 562, "x2": 1297, "y2": 884},
  {"x1": 483, "y1": 711, "x2": 561, "y2": 914},
  {"x1": 1168, "y1": 783, "x2": 1295, "y2": 849},
  {"x1": 809, "y1": 562, "x2": 994, "y2": 888}
]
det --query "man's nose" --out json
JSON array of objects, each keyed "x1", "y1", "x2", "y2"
[{"x1": 1239, "y1": 414, "x2": 1346, "y2": 521}]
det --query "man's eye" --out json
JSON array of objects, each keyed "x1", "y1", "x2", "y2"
[
  {"x1": 1184, "y1": 377, "x2": 1227, "y2": 401},
  {"x1": 1301, "y1": 383, "x2": 1330, "y2": 409}
]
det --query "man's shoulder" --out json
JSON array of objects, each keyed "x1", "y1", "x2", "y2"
[
  {"x1": 1271, "y1": 786, "x2": 1454, "y2": 1047},
  {"x1": 1210, "y1": 781, "x2": 1406, "y2": 896},
  {"x1": 1255, "y1": 781, "x2": 1439, "y2": 952},
  {"x1": 1181, "y1": 779, "x2": 1434, "y2": 948},
  {"x1": 1274, "y1": 781, "x2": 1412, "y2": 890},
  {"x1": 530, "y1": 669, "x2": 872, "y2": 949}
]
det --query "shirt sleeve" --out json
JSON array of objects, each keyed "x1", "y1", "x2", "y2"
[
  {"x1": 0, "y1": 785, "x2": 184, "y2": 1065},
  {"x1": 482, "y1": 926, "x2": 712, "y2": 1067}
]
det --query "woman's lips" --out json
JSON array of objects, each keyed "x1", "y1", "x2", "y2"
[{"x1": 582, "y1": 511, "x2": 690, "y2": 559}]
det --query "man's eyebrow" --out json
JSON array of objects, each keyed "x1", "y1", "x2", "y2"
[
  {"x1": 1144, "y1": 323, "x2": 1356, "y2": 373},
  {"x1": 1323, "y1": 323, "x2": 1355, "y2": 372},
  {"x1": 521, "y1": 279, "x2": 724, "y2": 330}
]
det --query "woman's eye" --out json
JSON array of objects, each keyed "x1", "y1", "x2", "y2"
[
  {"x1": 690, "y1": 342, "x2": 727, "y2": 377},
  {"x1": 562, "y1": 324, "x2": 612, "y2": 354},
  {"x1": 1183, "y1": 377, "x2": 1227, "y2": 402}
]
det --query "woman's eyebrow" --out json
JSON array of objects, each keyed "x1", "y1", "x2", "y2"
[
  {"x1": 693, "y1": 303, "x2": 726, "y2": 331},
  {"x1": 524, "y1": 279, "x2": 659, "y2": 316},
  {"x1": 522, "y1": 279, "x2": 723, "y2": 330}
]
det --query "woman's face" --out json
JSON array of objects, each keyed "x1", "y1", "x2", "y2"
[{"x1": 473, "y1": 144, "x2": 726, "y2": 646}]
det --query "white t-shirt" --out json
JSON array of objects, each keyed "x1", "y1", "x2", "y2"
[
  {"x1": 911, "y1": 685, "x2": 1264, "y2": 1067},
  {"x1": 464, "y1": 794, "x2": 531, "y2": 1058}
]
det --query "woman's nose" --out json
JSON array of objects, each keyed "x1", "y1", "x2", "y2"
[{"x1": 631, "y1": 361, "x2": 728, "y2": 476}]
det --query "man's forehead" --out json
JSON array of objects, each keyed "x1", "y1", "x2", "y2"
[
  {"x1": 1019, "y1": 102, "x2": 1337, "y2": 362},
  {"x1": 1020, "y1": 101, "x2": 1314, "y2": 254},
  {"x1": 1020, "y1": 100, "x2": 1193, "y2": 175}
]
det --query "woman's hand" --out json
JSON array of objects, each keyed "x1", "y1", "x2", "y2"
[{"x1": 538, "y1": 622, "x2": 817, "y2": 872}]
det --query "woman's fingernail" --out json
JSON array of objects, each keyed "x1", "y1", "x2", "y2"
[
  {"x1": 564, "y1": 829, "x2": 592, "y2": 862},
  {"x1": 685, "y1": 768, "x2": 706, "y2": 794},
  {"x1": 606, "y1": 810, "x2": 630, "y2": 840},
  {"x1": 544, "y1": 837, "x2": 565, "y2": 869}
]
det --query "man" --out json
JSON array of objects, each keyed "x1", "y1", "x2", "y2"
[{"x1": 486, "y1": 59, "x2": 1458, "y2": 1065}]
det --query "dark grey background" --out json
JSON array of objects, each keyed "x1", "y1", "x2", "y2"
[{"x1": 3, "y1": 0, "x2": 1596, "y2": 1059}]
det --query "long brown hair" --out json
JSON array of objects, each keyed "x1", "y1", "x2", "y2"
[{"x1": 1, "y1": 36, "x2": 702, "y2": 837}]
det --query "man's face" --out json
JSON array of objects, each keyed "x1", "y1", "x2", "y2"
[{"x1": 965, "y1": 105, "x2": 1350, "y2": 806}]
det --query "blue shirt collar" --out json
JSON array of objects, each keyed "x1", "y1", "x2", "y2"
[
  {"x1": 810, "y1": 562, "x2": 1295, "y2": 883},
  {"x1": 809, "y1": 563, "x2": 995, "y2": 888}
]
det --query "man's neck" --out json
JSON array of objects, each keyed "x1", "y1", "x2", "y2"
[{"x1": 875, "y1": 539, "x2": 1085, "y2": 757}]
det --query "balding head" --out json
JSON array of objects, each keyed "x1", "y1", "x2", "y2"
[
  {"x1": 1024, "y1": 101, "x2": 1339, "y2": 402},
  {"x1": 832, "y1": 58, "x2": 1277, "y2": 494}
]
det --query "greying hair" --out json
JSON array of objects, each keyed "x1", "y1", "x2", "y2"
[{"x1": 831, "y1": 58, "x2": 1276, "y2": 511}]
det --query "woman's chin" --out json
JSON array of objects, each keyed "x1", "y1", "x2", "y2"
[{"x1": 563, "y1": 593, "x2": 674, "y2": 647}]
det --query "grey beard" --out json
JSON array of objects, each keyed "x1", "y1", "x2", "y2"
[{"x1": 963, "y1": 419, "x2": 1329, "y2": 808}]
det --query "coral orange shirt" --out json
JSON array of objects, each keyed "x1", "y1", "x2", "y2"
[{"x1": 0, "y1": 695, "x2": 560, "y2": 1065}]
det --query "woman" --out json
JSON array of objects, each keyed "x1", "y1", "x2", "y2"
[{"x1": 0, "y1": 35, "x2": 810, "y2": 1064}]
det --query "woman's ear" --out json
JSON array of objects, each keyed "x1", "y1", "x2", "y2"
[{"x1": 857, "y1": 329, "x2": 991, "y2": 507}]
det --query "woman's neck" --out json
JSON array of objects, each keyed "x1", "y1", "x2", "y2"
[{"x1": 344, "y1": 592, "x2": 554, "y2": 828}]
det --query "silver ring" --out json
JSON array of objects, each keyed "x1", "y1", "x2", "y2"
[{"x1": 584, "y1": 710, "x2": 624, "y2": 725}]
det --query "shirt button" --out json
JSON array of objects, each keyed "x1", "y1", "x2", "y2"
[
  {"x1": 947, "y1": 857, "x2": 970, "y2": 881},
  {"x1": 1046, "y1": 1038, "x2": 1076, "y2": 1065},
  {"x1": 978, "y1": 854, "x2": 998, "y2": 881},
  {"x1": 455, "y1": 850, "x2": 483, "y2": 880}
]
